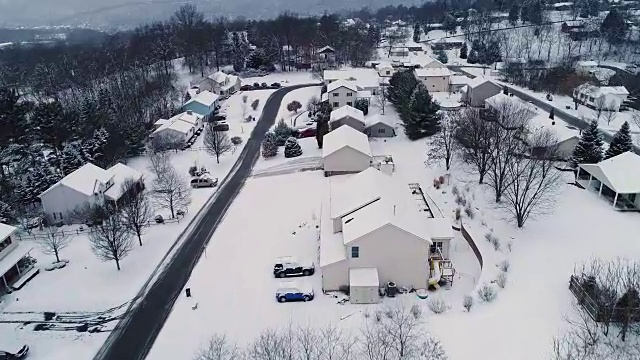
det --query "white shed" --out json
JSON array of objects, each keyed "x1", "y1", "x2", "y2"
[
  {"x1": 322, "y1": 125, "x2": 372, "y2": 176},
  {"x1": 349, "y1": 268, "x2": 380, "y2": 304}
]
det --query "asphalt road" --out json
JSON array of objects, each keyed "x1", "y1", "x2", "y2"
[{"x1": 94, "y1": 83, "x2": 320, "y2": 360}]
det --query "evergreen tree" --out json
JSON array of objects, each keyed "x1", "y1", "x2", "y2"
[
  {"x1": 467, "y1": 50, "x2": 479, "y2": 64},
  {"x1": 413, "y1": 22, "x2": 422, "y2": 43},
  {"x1": 403, "y1": 84, "x2": 441, "y2": 140},
  {"x1": 604, "y1": 121, "x2": 633, "y2": 159},
  {"x1": 571, "y1": 119, "x2": 604, "y2": 167},
  {"x1": 459, "y1": 43, "x2": 468, "y2": 59},
  {"x1": 61, "y1": 141, "x2": 88, "y2": 175},
  {"x1": 83, "y1": 127, "x2": 110, "y2": 166},
  {"x1": 601, "y1": 9, "x2": 627, "y2": 45},
  {"x1": 549, "y1": 108, "x2": 555, "y2": 120},
  {"x1": 387, "y1": 70, "x2": 419, "y2": 114},
  {"x1": 0, "y1": 88, "x2": 31, "y2": 146},
  {"x1": 17, "y1": 155, "x2": 62, "y2": 204},
  {"x1": 34, "y1": 101, "x2": 70, "y2": 153},
  {"x1": 354, "y1": 99, "x2": 369, "y2": 115},
  {"x1": 442, "y1": 13, "x2": 457, "y2": 35},
  {"x1": 509, "y1": 4, "x2": 520, "y2": 25},
  {"x1": 284, "y1": 137, "x2": 303, "y2": 158},
  {"x1": 435, "y1": 49, "x2": 448, "y2": 64},
  {"x1": 261, "y1": 132, "x2": 278, "y2": 158}
]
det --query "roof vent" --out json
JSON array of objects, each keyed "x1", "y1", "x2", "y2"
[{"x1": 344, "y1": 218, "x2": 354, "y2": 224}]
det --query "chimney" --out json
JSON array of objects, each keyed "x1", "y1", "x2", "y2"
[{"x1": 187, "y1": 110, "x2": 193, "y2": 115}]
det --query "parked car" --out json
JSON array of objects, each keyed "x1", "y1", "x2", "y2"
[
  {"x1": 253, "y1": 82, "x2": 260, "y2": 88},
  {"x1": 240, "y1": 85, "x2": 252, "y2": 91},
  {"x1": 260, "y1": 82, "x2": 268, "y2": 88},
  {"x1": 546, "y1": 93, "x2": 553, "y2": 101},
  {"x1": 190, "y1": 176, "x2": 219, "y2": 188},
  {"x1": 273, "y1": 256, "x2": 315, "y2": 278},
  {"x1": 212, "y1": 114, "x2": 227, "y2": 122},
  {"x1": 0, "y1": 345, "x2": 29, "y2": 359},
  {"x1": 271, "y1": 82, "x2": 281, "y2": 88},
  {"x1": 154, "y1": 215, "x2": 164, "y2": 224},
  {"x1": 275, "y1": 281, "x2": 314, "y2": 303},
  {"x1": 211, "y1": 123, "x2": 229, "y2": 131},
  {"x1": 298, "y1": 127, "x2": 316, "y2": 138}
]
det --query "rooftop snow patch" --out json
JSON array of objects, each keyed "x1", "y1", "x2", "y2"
[
  {"x1": 579, "y1": 152, "x2": 640, "y2": 194},
  {"x1": 425, "y1": 217, "x2": 454, "y2": 239},
  {"x1": 208, "y1": 71, "x2": 228, "y2": 83},
  {"x1": 330, "y1": 105, "x2": 365, "y2": 124},
  {"x1": 40, "y1": 163, "x2": 110, "y2": 197},
  {"x1": 415, "y1": 67, "x2": 453, "y2": 77},
  {"x1": 327, "y1": 79, "x2": 359, "y2": 93},
  {"x1": 450, "y1": 75, "x2": 471, "y2": 85},
  {"x1": 349, "y1": 268, "x2": 379, "y2": 287},
  {"x1": 576, "y1": 84, "x2": 629, "y2": 97},
  {"x1": 103, "y1": 163, "x2": 144, "y2": 201},
  {"x1": 322, "y1": 125, "x2": 372, "y2": 159},
  {"x1": 0, "y1": 223, "x2": 17, "y2": 241},
  {"x1": 365, "y1": 114, "x2": 395, "y2": 127},
  {"x1": 329, "y1": 167, "x2": 394, "y2": 219},
  {"x1": 323, "y1": 68, "x2": 380, "y2": 88},
  {"x1": 185, "y1": 90, "x2": 219, "y2": 107},
  {"x1": 467, "y1": 77, "x2": 497, "y2": 89},
  {"x1": 576, "y1": 60, "x2": 598, "y2": 67}
]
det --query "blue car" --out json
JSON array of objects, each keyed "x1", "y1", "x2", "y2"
[{"x1": 275, "y1": 281, "x2": 314, "y2": 303}]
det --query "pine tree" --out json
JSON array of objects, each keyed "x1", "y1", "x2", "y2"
[
  {"x1": 388, "y1": 70, "x2": 419, "y2": 114},
  {"x1": 261, "y1": 132, "x2": 278, "y2": 158},
  {"x1": 601, "y1": 9, "x2": 626, "y2": 45},
  {"x1": 571, "y1": 119, "x2": 604, "y2": 167},
  {"x1": 354, "y1": 99, "x2": 369, "y2": 115},
  {"x1": 509, "y1": 4, "x2": 520, "y2": 25},
  {"x1": 403, "y1": 85, "x2": 442, "y2": 140},
  {"x1": 467, "y1": 50, "x2": 479, "y2": 64},
  {"x1": 274, "y1": 118, "x2": 293, "y2": 139},
  {"x1": 459, "y1": 43, "x2": 468, "y2": 59},
  {"x1": 435, "y1": 49, "x2": 448, "y2": 64},
  {"x1": 284, "y1": 137, "x2": 303, "y2": 158},
  {"x1": 412, "y1": 22, "x2": 422, "y2": 43},
  {"x1": 61, "y1": 141, "x2": 87, "y2": 175},
  {"x1": 604, "y1": 121, "x2": 633, "y2": 159}
]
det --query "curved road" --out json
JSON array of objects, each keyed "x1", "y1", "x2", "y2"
[{"x1": 94, "y1": 83, "x2": 320, "y2": 360}]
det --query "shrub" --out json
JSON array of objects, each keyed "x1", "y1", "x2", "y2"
[
  {"x1": 477, "y1": 284, "x2": 497, "y2": 302},
  {"x1": 231, "y1": 136, "x2": 243, "y2": 145},
  {"x1": 498, "y1": 260, "x2": 510, "y2": 272},
  {"x1": 464, "y1": 206, "x2": 474, "y2": 219},
  {"x1": 251, "y1": 99, "x2": 260, "y2": 111},
  {"x1": 188, "y1": 165, "x2": 198, "y2": 177},
  {"x1": 261, "y1": 132, "x2": 278, "y2": 158},
  {"x1": 428, "y1": 297, "x2": 448, "y2": 314},
  {"x1": 274, "y1": 118, "x2": 293, "y2": 139},
  {"x1": 452, "y1": 185, "x2": 459, "y2": 196},
  {"x1": 455, "y1": 208, "x2": 461, "y2": 220},
  {"x1": 286, "y1": 100, "x2": 302, "y2": 113},
  {"x1": 433, "y1": 178, "x2": 441, "y2": 189},
  {"x1": 410, "y1": 304, "x2": 422, "y2": 319},
  {"x1": 455, "y1": 194, "x2": 467, "y2": 206},
  {"x1": 438, "y1": 175, "x2": 445, "y2": 184},
  {"x1": 496, "y1": 272, "x2": 508, "y2": 289},
  {"x1": 485, "y1": 232, "x2": 501, "y2": 251},
  {"x1": 463, "y1": 295, "x2": 474, "y2": 312},
  {"x1": 284, "y1": 137, "x2": 303, "y2": 158}
]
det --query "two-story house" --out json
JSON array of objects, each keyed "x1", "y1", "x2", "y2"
[
  {"x1": 38, "y1": 162, "x2": 144, "y2": 224},
  {"x1": 323, "y1": 68, "x2": 381, "y2": 96},
  {"x1": 194, "y1": 71, "x2": 241, "y2": 96},
  {"x1": 182, "y1": 90, "x2": 220, "y2": 122},
  {"x1": 151, "y1": 110, "x2": 204, "y2": 143},
  {"x1": 573, "y1": 84, "x2": 629, "y2": 112},
  {"x1": 323, "y1": 80, "x2": 372, "y2": 109},
  {"x1": 0, "y1": 223, "x2": 37, "y2": 292},
  {"x1": 414, "y1": 67, "x2": 453, "y2": 92}
]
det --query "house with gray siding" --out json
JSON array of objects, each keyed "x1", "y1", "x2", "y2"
[
  {"x1": 365, "y1": 115, "x2": 396, "y2": 137},
  {"x1": 461, "y1": 78, "x2": 502, "y2": 107},
  {"x1": 329, "y1": 105, "x2": 366, "y2": 132}
]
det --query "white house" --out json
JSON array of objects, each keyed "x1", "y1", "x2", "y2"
[
  {"x1": 329, "y1": 105, "x2": 366, "y2": 132},
  {"x1": 151, "y1": 111, "x2": 203, "y2": 143},
  {"x1": 323, "y1": 80, "x2": 372, "y2": 109},
  {"x1": 573, "y1": 84, "x2": 629, "y2": 112},
  {"x1": 449, "y1": 75, "x2": 471, "y2": 93},
  {"x1": 414, "y1": 67, "x2": 453, "y2": 92},
  {"x1": 575, "y1": 60, "x2": 598, "y2": 76},
  {"x1": 0, "y1": 223, "x2": 37, "y2": 292},
  {"x1": 323, "y1": 68, "x2": 381, "y2": 95},
  {"x1": 199, "y1": 71, "x2": 241, "y2": 96},
  {"x1": 375, "y1": 62, "x2": 395, "y2": 77},
  {"x1": 576, "y1": 152, "x2": 640, "y2": 210},
  {"x1": 322, "y1": 125, "x2": 372, "y2": 176},
  {"x1": 320, "y1": 168, "x2": 454, "y2": 297},
  {"x1": 38, "y1": 163, "x2": 144, "y2": 223},
  {"x1": 528, "y1": 112, "x2": 581, "y2": 160}
]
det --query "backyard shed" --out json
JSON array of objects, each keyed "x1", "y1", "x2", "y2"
[
  {"x1": 322, "y1": 125, "x2": 372, "y2": 176},
  {"x1": 349, "y1": 268, "x2": 380, "y2": 304}
]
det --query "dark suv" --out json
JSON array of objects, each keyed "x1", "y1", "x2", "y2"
[{"x1": 273, "y1": 256, "x2": 315, "y2": 278}]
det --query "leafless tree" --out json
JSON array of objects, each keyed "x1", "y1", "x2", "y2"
[
  {"x1": 120, "y1": 178, "x2": 153, "y2": 246},
  {"x1": 241, "y1": 95, "x2": 248, "y2": 120},
  {"x1": 37, "y1": 226, "x2": 71, "y2": 263},
  {"x1": 193, "y1": 334, "x2": 242, "y2": 360},
  {"x1": 386, "y1": 27, "x2": 408, "y2": 57},
  {"x1": 319, "y1": 325, "x2": 357, "y2": 360},
  {"x1": 148, "y1": 132, "x2": 186, "y2": 153},
  {"x1": 603, "y1": 110, "x2": 617, "y2": 126},
  {"x1": 68, "y1": 203, "x2": 110, "y2": 225},
  {"x1": 502, "y1": 129, "x2": 562, "y2": 227},
  {"x1": 296, "y1": 324, "x2": 322, "y2": 360},
  {"x1": 16, "y1": 206, "x2": 43, "y2": 234},
  {"x1": 247, "y1": 327, "x2": 295, "y2": 360},
  {"x1": 89, "y1": 213, "x2": 133, "y2": 271},
  {"x1": 594, "y1": 97, "x2": 608, "y2": 120},
  {"x1": 152, "y1": 164, "x2": 192, "y2": 218},
  {"x1": 430, "y1": 112, "x2": 458, "y2": 171},
  {"x1": 148, "y1": 150, "x2": 171, "y2": 179},
  {"x1": 204, "y1": 124, "x2": 233, "y2": 164},
  {"x1": 374, "y1": 87, "x2": 388, "y2": 115},
  {"x1": 455, "y1": 109, "x2": 493, "y2": 184}
]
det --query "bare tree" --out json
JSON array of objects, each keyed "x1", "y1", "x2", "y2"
[
  {"x1": 241, "y1": 95, "x2": 248, "y2": 120},
  {"x1": 386, "y1": 27, "x2": 408, "y2": 57},
  {"x1": 149, "y1": 132, "x2": 186, "y2": 153},
  {"x1": 148, "y1": 150, "x2": 171, "y2": 179},
  {"x1": 603, "y1": 109, "x2": 617, "y2": 126},
  {"x1": 204, "y1": 124, "x2": 233, "y2": 164},
  {"x1": 16, "y1": 206, "x2": 42, "y2": 234},
  {"x1": 502, "y1": 129, "x2": 562, "y2": 227},
  {"x1": 247, "y1": 327, "x2": 295, "y2": 360},
  {"x1": 374, "y1": 87, "x2": 388, "y2": 115},
  {"x1": 455, "y1": 109, "x2": 492, "y2": 184},
  {"x1": 37, "y1": 226, "x2": 71, "y2": 263},
  {"x1": 194, "y1": 334, "x2": 242, "y2": 360},
  {"x1": 594, "y1": 97, "x2": 607, "y2": 120},
  {"x1": 430, "y1": 112, "x2": 458, "y2": 171},
  {"x1": 120, "y1": 178, "x2": 153, "y2": 246},
  {"x1": 152, "y1": 165, "x2": 192, "y2": 218},
  {"x1": 89, "y1": 213, "x2": 133, "y2": 271}
]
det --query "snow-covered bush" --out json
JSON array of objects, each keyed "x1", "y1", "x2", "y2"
[
  {"x1": 477, "y1": 284, "x2": 497, "y2": 302},
  {"x1": 410, "y1": 304, "x2": 422, "y2": 319},
  {"x1": 284, "y1": 137, "x2": 303, "y2": 158},
  {"x1": 261, "y1": 132, "x2": 278, "y2": 158},
  {"x1": 230, "y1": 136, "x2": 243, "y2": 145},
  {"x1": 485, "y1": 232, "x2": 501, "y2": 251},
  {"x1": 188, "y1": 165, "x2": 198, "y2": 177},
  {"x1": 498, "y1": 260, "x2": 510, "y2": 272},
  {"x1": 463, "y1": 295, "x2": 474, "y2": 312},
  {"x1": 455, "y1": 208, "x2": 461, "y2": 220},
  {"x1": 428, "y1": 297, "x2": 448, "y2": 314},
  {"x1": 496, "y1": 272, "x2": 508, "y2": 289},
  {"x1": 455, "y1": 194, "x2": 466, "y2": 206},
  {"x1": 451, "y1": 185, "x2": 459, "y2": 196},
  {"x1": 44, "y1": 259, "x2": 69, "y2": 271},
  {"x1": 464, "y1": 205, "x2": 474, "y2": 219},
  {"x1": 251, "y1": 99, "x2": 259, "y2": 111}
]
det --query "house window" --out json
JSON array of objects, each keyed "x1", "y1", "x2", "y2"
[
  {"x1": 333, "y1": 92, "x2": 339, "y2": 97},
  {"x1": 53, "y1": 213, "x2": 57, "y2": 220},
  {"x1": 346, "y1": 92, "x2": 353, "y2": 97},
  {"x1": 378, "y1": 128, "x2": 386, "y2": 134},
  {"x1": 333, "y1": 102, "x2": 339, "y2": 108},
  {"x1": 351, "y1": 246, "x2": 360, "y2": 258},
  {"x1": 59, "y1": 212, "x2": 63, "y2": 220},
  {"x1": 0, "y1": 237, "x2": 12, "y2": 252},
  {"x1": 429, "y1": 241, "x2": 444, "y2": 255},
  {"x1": 432, "y1": 84, "x2": 435, "y2": 88},
  {"x1": 385, "y1": 70, "x2": 390, "y2": 75},
  {"x1": 589, "y1": 97, "x2": 595, "y2": 102},
  {"x1": 347, "y1": 102, "x2": 353, "y2": 106}
]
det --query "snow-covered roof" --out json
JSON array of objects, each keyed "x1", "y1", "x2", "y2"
[
  {"x1": 154, "y1": 119, "x2": 168, "y2": 126},
  {"x1": 330, "y1": 105, "x2": 365, "y2": 124},
  {"x1": 422, "y1": 58, "x2": 448, "y2": 69},
  {"x1": 528, "y1": 113, "x2": 581, "y2": 142},
  {"x1": 186, "y1": 88, "x2": 199, "y2": 100},
  {"x1": 553, "y1": 2, "x2": 573, "y2": 7},
  {"x1": 185, "y1": 90, "x2": 219, "y2": 107},
  {"x1": 576, "y1": 60, "x2": 598, "y2": 67},
  {"x1": 579, "y1": 152, "x2": 640, "y2": 194},
  {"x1": 40, "y1": 163, "x2": 111, "y2": 198},
  {"x1": 324, "y1": 68, "x2": 380, "y2": 88},
  {"x1": 103, "y1": 163, "x2": 144, "y2": 201},
  {"x1": 576, "y1": 84, "x2": 629, "y2": 97},
  {"x1": 321, "y1": 93, "x2": 328, "y2": 102},
  {"x1": 171, "y1": 111, "x2": 203, "y2": 126},
  {"x1": 330, "y1": 167, "x2": 392, "y2": 219},
  {"x1": 467, "y1": 77, "x2": 497, "y2": 89},
  {"x1": 327, "y1": 79, "x2": 359, "y2": 93},
  {"x1": 322, "y1": 125, "x2": 372, "y2": 159},
  {"x1": 222, "y1": 75, "x2": 239, "y2": 91},
  {"x1": 365, "y1": 114, "x2": 395, "y2": 128},
  {"x1": 375, "y1": 62, "x2": 393, "y2": 70},
  {"x1": 317, "y1": 45, "x2": 335, "y2": 54},
  {"x1": 357, "y1": 90, "x2": 372, "y2": 99},
  {"x1": 450, "y1": 75, "x2": 471, "y2": 85},
  {"x1": 414, "y1": 67, "x2": 453, "y2": 77},
  {"x1": 0, "y1": 242, "x2": 33, "y2": 278},
  {"x1": 425, "y1": 218, "x2": 454, "y2": 239},
  {"x1": 0, "y1": 223, "x2": 17, "y2": 241},
  {"x1": 349, "y1": 268, "x2": 379, "y2": 287},
  {"x1": 208, "y1": 71, "x2": 228, "y2": 84}
]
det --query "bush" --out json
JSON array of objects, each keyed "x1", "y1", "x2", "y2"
[
  {"x1": 261, "y1": 132, "x2": 278, "y2": 158},
  {"x1": 496, "y1": 272, "x2": 508, "y2": 289},
  {"x1": 464, "y1": 206, "x2": 474, "y2": 218},
  {"x1": 354, "y1": 98, "x2": 369, "y2": 115},
  {"x1": 428, "y1": 297, "x2": 448, "y2": 314},
  {"x1": 44, "y1": 260, "x2": 68, "y2": 271},
  {"x1": 452, "y1": 185, "x2": 459, "y2": 196},
  {"x1": 188, "y1": 165, "x2": 198, "y2": 177},
  {"x1": 463, "y1": 295, "x2": 474, "y2": 312},
  {"x1": 284, "y1": 137, "x2": 303, "y2": 158},
  {"x1": 231, "y1": 136, "x2": 243, "y2": 145},
  {"x1": 286, "y1": 100, "x2": 302, "y2": 113},
  {"x1": 410, "y1": 304, "x2": 422, "y2": 319},
  {"x1": 485, "y1": 232, "x2": 501, "y2": 251},
  {"x1": 455, "y1": 208, "x2": 461, "y2": 220},
  {"x1": 274, "y1": 118, "x2": 293, "y2": 139},
  {"x1": 455, "y1": 194, "x2": 467, "y2": 206},
  {"x1": 498, "y1": 260, "x2": 510, "y2": 272},
  {"x1": 251, "y1": 99, "x2": 259, "y2": 111},
  {"x1": 477, "y1": 284, "x2": 497, "y2": 302}
]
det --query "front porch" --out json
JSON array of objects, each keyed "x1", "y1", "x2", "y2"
[
  {"x1": 1, "y1": 243, "x2": 38, "y2": 294},
  {"x1": 576, "y1": 166, "x2": 640, "y2": 211}
]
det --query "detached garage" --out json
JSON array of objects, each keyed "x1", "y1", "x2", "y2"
[
  {"x1": 322, "y1": 125, "x2": 373, "y2": 177},
  {"x1": 349, "y1": 268, "x2": 380, "y2": 304}
]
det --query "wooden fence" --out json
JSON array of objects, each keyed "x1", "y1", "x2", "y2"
[
  {"x1": 460, "y1": 221, "x2": 483, "y2": 269},
  {"x1": 569, "y1": 275, "x2": 640, "y2": 323}
]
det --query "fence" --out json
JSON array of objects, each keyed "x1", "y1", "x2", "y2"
[
  {"x1": 460, "y1": 221, "x2": 483, "y2": 269},
  {"x1": 569, "y1": 275, "x2": 640, "y2": 323}
]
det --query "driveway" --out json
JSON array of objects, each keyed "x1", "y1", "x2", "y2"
[{"x1": 94, "y1": 83, "x2": 320, "y2": 360}]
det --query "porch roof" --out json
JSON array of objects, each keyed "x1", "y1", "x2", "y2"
[
  {"x1": 579, "y1": 152, "x2": 640, "y2": 194},
  {"x1": 0, "y1": 242, "x2": 32, "y2": 277}
]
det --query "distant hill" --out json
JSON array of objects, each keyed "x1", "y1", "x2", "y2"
[{"x1": 0, "y1": 0, "x2": 421, "y2": 28}]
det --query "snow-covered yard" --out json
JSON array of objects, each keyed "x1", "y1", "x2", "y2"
[{"x1": 242, "y1": 71, "x2": 316, "y2": 87}]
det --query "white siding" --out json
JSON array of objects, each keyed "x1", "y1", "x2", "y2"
[
  {"x1": 153, "y1": 127, "x2": 191, "y2": 143},
  {"x1": 350, "y1": 285, "x2": 380, "y2": 304},
  {"x1": 348, "y1": 224, "x2": 430, "y2": 289},
  {"x1": 418, "y1": 76, "x2": 450, "y2": 92},
  {"x1": 328, "y1": 87, "x2": 357, "y2": 109},
  {"x1": 322, "y1": 260, "x2": 349, "y2": 291},
  {"x1": 323, "y1": 147, "x2": 372, "y2": 174},
  {"x1": 0, "y1": 235, "x2": 18, "y2": 261},
  {"x1": 430, "y1": 238, "x2": 451, "y2": 259},
  {"x1": 40, "y1": 184, "x2": 97, "y2": 223}
]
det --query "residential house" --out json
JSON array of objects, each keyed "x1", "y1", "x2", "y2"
[
  {"x1": 484, "y1": 93, "x2": 538, "y2": 121},
  {"x1": 528, "y1": 112, "x2": 581, "y2": 160},
  {"x1": 0, "y1": 223, "x2": 37, "y2": 292},
  {"x1": 198, "y1": 71, "x2": 241, "y2": 96},
  {"x1": 38, "y1": 162, "x2": 144, "y2": 223},
  {"x1": 430, "y1": 38, "x2": 465, "y2": 50},
  {"x1": 329, "y1": 105, "x2": 366, "y2": 132},
  {"x1": 561, "y1": 21, "x2": 585, "y2": 33},
  {"x1": 322, "y1": 125, "x2": 372, "y2": 176},
  {"x1": 151, "y1": 111, "x2": 203, "y2": 143},
  {"x1": 323, "y1": 80, "x2": 372, "y2": 109},
  {"x1": 375, "y1": 62, "x2": 395, "y2": 77},
  {"x1": 320, "y1": 168, "x2": 453, "y2": 297},
  {"x1": 450, "y1": 75, "x2": 471, "y2": 93},
  {"x1": 552, "y1": 2, "x2": 573, "y2": 11},
  {"x1": 414, "y1": 67, "x2": 453, "y2": 92},
  {"x1": 573, "y1": 84, "x2": 629, "y2": 111},
  {"x1": 420, "y1": 57, "x2": 448, "y2": 69},
  {"x1": 575, "y1": 60, "x2": 598, "y2": 76},
  {"x1": 316, "y1": 46, "x2": 336, "y2": 64},
  {"x1": 182, "y1": 90, "x2": 220, "y2": 122},
  {"x1": 461, "y1": 77, "x2": 502, "y2": 107},
  {"x1": 365, "y1": 115, "x2": 396, "y2": 138},
  {"x1": 576, "y1": 152, "x2": 640, "y2": 210},
  {"x1": 407, "y1": 44, "x2": 423, "y2": 52},
  {"x1": 323, "y1": 68, "x2": 381, "y2": 96},
  {"x1": 389, "y1": 45, "x2": 409, "y2": 57}
]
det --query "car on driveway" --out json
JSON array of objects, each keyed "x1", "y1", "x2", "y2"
[
  {"x1": 273, "y1": 256, "x2": 315, "y2": 278},
  {"x1": 297, "y1": 127, "x2": 316, "y2": 138},
  {"x1": 275, "y1": 281, "x2": 314, "y2": 303},
  {"x1": 190, "y1": 176, "x2": 218, "y2": 188},
  {"x1": 0, "y1": 345, "x2": 29, "y2": 359}
]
